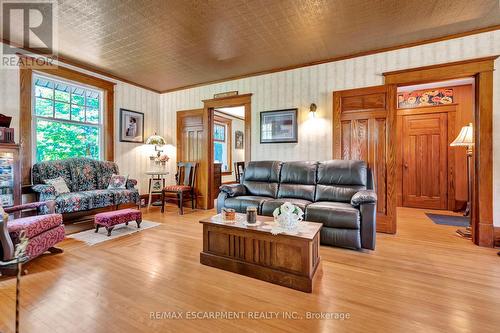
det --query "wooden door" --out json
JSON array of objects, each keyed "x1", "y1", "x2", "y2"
[
  {"x1": 177, "y1": 109, "x2": 207, "y2": 208},
  {"x1": 333, "y1": 85, "x2": 395, "y2": 233},
  {"x1": 402, "y1": 113, "x2": 448, "y2": 209}
]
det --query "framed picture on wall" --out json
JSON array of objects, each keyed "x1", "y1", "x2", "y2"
[
  {"x1": 397, "y1": 88, "x2": 454, "y2": 108},
  {"x1": 260, "y1": 108, "x2": 298, "y2": 143},
  {"x1": 119, "y1": 109, "x2": 144, "y2": 143},
  {"x1": 235, "y1": 130, "x2": 244, "y2": 149}
]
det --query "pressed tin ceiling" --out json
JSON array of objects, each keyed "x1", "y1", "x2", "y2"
[{"x1": 23, "y1": 0, "x2": 500, "y2": 91}]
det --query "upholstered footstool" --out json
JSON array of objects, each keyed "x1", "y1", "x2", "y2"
[{"x1": 94, "y1": 208, "x2": 142, "y2": 236}]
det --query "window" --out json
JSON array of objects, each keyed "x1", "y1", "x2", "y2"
[
  {"x1": 32, "y1": 73, "x2": 103, "y2": 162},
  {"x1": 213, "y1": 120, "x2": 231, "y2": 173},
  {"x1": 214, "y1": 123, "x2": 225, "y2": 141}
]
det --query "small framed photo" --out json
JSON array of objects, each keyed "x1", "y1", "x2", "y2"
[
  {"x1": 260, "y1": 108, "x2": 298, "y2": 143},
  {"x1": 235, "y1": 130, "x2": 244, "y2": 149},
  {"x1": 151, "y1": 179, "x2": 163, "y2": 192},
  {"x1": 120, "y1": 109, "x2": 144, "y2": 143}
]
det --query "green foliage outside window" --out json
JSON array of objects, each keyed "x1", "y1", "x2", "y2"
[{"x1": 36, "y1": 120, "x2": 99, "y2": 162}]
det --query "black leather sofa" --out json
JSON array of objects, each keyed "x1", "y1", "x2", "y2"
[{"x1": 217, "y1": 160, "x2": 377, "y2": 250}]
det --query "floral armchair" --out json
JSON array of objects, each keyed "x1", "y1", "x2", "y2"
[
  {"x1": 0, "y1": 201, "x2": 64, "y2": 272},
  {"x1": 31, "y1": 158, "x2": 140, "y2": 215}
]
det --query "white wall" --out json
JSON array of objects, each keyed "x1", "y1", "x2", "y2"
[
  {"x1": 0, "y1": 65, "x2": 20, "y2": 143},
  {"x1": 232, "y1": 118, "x2": 245, "y2": 165},
  {"x1": 160, "y1": 30, "x2": 500, "y2": 226},
  {"x1": 113, "y1": 83, "x2": 163, "y2": 192},
  {"x1": 0, "y1": 47, "x2": 168, "y2": 193}
]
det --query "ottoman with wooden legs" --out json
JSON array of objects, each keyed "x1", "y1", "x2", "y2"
[{"x1": 94, "y1": 208, "x2": 142, "y2": 236}]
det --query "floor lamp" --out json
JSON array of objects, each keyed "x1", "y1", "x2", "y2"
[{"x1": 450, "y1": 123, "x2": 474, "y2": 238}]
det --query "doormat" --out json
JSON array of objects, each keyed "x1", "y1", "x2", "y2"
[{"x1": 425, "y1": 213, "x2": 469, "y2": 227}]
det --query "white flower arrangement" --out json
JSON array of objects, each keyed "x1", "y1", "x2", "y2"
[
  {"x1": 272, "y1": 202, "x2": 304, "y2": 219},
  {"x1": 271, "y1": 202, "x2": 304, "y2": 234}
]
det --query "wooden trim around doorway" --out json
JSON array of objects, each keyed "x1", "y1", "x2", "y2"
[
  {"x1": 384, "y1": 56, "x2": 496, "y2": 84},
  {"x1": 494, "y1": 227, "x2": 500, "y2": 247},
  {"x1": 384, "y1": 56, "x2": 498, "y2": 247},
  {"x1": 202, "y1": 93, "x2": 252, "y2": 209}
]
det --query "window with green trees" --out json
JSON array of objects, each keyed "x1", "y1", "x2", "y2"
[{"x1": 33, "y1": 74, "x2": 103, "y2": 162}]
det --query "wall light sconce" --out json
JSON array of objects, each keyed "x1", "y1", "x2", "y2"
[{"x1": 309, "y1": 103, "x2": 317, "y2": 118}]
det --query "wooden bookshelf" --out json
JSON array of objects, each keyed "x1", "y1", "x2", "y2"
[{"x1": 0, "y1": 144, "x2": 20, "y2": 208}]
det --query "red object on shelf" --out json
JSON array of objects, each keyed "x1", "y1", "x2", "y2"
[{"x1": 0, "y1": 114, "x2": 12, "y2": 127}]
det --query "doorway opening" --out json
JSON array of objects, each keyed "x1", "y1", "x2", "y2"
[
  {"x1": 212, "y1": 106, "x2": 246, "y2": 200},
  {"x1": 333, "y1": 56, "x2": 495, "y2": 246},
  {"x1": 203, "y1": 94, "x2": 252, "y2": 209},
  {"x1": 396, "y1": 78, "x2": 475, "y2": 235}
]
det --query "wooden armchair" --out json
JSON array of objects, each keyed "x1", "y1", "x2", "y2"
[
  {"x1": 234, "y1": 161, "x2": 245, "y2": 183},
  {"x1": 161, "y1": 162, "x2": 197, "y2": 215},
  {"x1": 1, "y1": 201, "x2": 64, "y2": 268}
]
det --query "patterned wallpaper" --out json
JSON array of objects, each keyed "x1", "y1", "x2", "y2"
[
  {"x1": 114, "y1": 83, "x2": 165, "y2": 192},
  {"x1": 160, "y1": 30, "x2": 500, "y2": 225}
]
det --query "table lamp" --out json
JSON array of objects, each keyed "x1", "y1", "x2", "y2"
[{"x1": 146, "y1": 132, "x2": 166, "y2": 158}]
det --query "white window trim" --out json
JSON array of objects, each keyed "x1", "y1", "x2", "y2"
[{"x1": 31, "y1": 71, "x2": 105, "y2": 163}]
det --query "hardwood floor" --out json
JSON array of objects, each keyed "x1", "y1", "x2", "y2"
[{"x1": 1, "y1": 206, "x2": 499, "y2": 333}]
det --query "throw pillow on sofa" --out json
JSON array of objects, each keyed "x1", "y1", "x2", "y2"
[
  {"x1": 108, "y1": 174, "x2": 128, "y2": 189},
  {"x1": 44, "y1": 176, "x2": 70, "y2": 195}
]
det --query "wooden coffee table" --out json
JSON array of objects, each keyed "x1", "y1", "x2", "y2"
[{"x1": 199, "y1": 214, "x2": 322, "y2": 293}]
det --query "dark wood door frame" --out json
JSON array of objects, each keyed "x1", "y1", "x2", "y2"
[
  {"x1": 202, "y1": 93, "x2": 252, "y2": 209},
  {"x1": 384, "y1": 56, "x2": 498, "y2": 247}
]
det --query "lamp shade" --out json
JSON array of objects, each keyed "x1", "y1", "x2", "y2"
[
  {"x1": 450, "y1": 123, "x2": 474, "y2": 147},
  {"x1": 146, "y1": 132, "x2": 166, "y2": 146}
]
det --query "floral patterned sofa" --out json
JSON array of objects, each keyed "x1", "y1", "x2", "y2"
[{"x1": 31, "y1": 158, "x2": 139, "y2": 215}]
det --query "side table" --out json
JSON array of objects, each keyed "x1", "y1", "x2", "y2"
[{"x1": 146, "y1": 171, "x2": 169, "y2": 208}]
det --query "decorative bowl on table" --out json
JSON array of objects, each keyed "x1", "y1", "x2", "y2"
[
  {"x1": 212, "y1": 210, "x2": 245, "y2": 224},
  {"x1": 222, "y1": 208, "x2": 236, "y2": 221}
]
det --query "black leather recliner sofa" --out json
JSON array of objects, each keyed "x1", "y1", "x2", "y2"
[{"x1": 217, "y1": 160, "x2": 377, "y2": 250}]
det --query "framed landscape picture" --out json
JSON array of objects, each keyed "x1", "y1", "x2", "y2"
[
  {"x1": 119, "y1": 109, "x2": 144, "y2": 143},
  {"x1": 260, "y1": 109, "x2": 298, "y2": 143}
]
